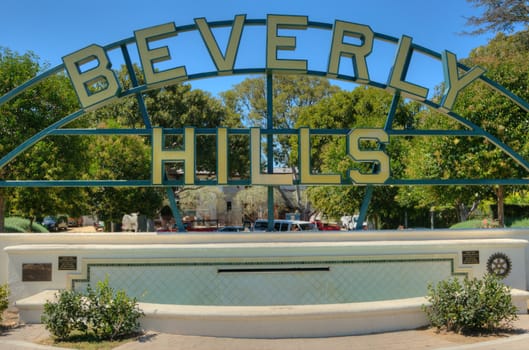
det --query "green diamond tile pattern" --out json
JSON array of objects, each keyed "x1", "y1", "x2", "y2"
[{"x1": 73, "y1": 259, "x2": 455, "y2": 305}]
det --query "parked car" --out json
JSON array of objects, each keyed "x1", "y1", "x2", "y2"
[
  {"x1": 41, "y1": 216, "x2": 57, "y2": 231},
  {"x1": 56, "y1": 216, "x2": 68, "y2": 231},
  {"x1": 252, "y1": 219, "x2": 318, "y2": 232},
  {"x1": 68, "y1": 217, "x2": 80, "y2": 227},
  {"x1": 217, "y1": 226, "x2": 245, "y2": 232},
  {"x1": 94, "y1": 221, "x2": 105, "y2": 232}
]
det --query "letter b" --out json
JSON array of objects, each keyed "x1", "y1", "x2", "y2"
[{"x1": 63, "y1": 44, "x2": 121, "y2": 110}]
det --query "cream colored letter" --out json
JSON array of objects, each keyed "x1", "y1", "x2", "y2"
[
  {"x1": 299, "y1": 128, "x2": 340, "y2": 184},
  {"x1": 266, "y1": 15, "x2": 308, "y2": 72},
  {"x1": 251, "y1": 128, "x2": 292, "y2": 185},
  {"x1": 328, "y1": 21, "x2": 373, "y2": 83},
  {"x1": 217, "y1": 128, "x2": 228, "y2": 185},
  {"x1": 195, "y1": 15, "x2": 245, "y2": 74},
  {"x1": 152, "y1": 128, "x2": 195, "y2": 185},
  {"x1": 387, "y1": 36, "x2": 428, "y2": 100},
  {"x1": 135, "y1": 23, "x2": 187, "y2": 89},
  {"x1": 348, "y1": 129, "x2": 390, "y2": 184},
  {"x1": 63, "y1": 44, "x2": 120, "y2": 110},
  {"x1": 440, "y1": 50, "x2": 485, "y2": 112}
]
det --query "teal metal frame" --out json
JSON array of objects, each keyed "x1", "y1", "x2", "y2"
[{"x1": 2, "y1": 17, "x2": 529, "y2": 230}]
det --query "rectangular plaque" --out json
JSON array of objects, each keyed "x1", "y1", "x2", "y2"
[
  {"x1": 22, "y1": 263, "x2": 52, "y2": 282},
  {"x1": 462, "y1": 250, "x2": 480, "y2": 264},
  {"x1": 58, "y1": 256, "x2": 77, "y2": 271}
]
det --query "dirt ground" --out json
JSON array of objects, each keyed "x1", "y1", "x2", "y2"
[
  {"x1": 67, "y1": 225, "x2": 97, "y2": 233},
  {"x1": 0, "y1": 307, "x2": 19, "y2": 329}
]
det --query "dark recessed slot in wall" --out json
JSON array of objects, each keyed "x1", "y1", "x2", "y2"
[{"x1": 218, "y1": 267, "x2": 330, "y2": 273}]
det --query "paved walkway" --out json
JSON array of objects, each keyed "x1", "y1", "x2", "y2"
[{"x1": 2, "y1": 314, "x2": 529, "y2": 350}]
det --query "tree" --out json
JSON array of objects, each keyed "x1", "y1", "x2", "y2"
[
  {"x1": 295, "y1": 86, "x2": 415, "y2": 228},
  {"x1": 84, "y1": 65, "x2": 236, "y2": 227},
  {"x1": 222, "y1": 74, "x2": 340, "y2": 166},
  {"x1": 222, "y1": 75, "x2": 341, "y2": 217},
  {"x1": 177, "y1": 186, "x2": 225, "y2": 223},
  {"x1": 0, "y1": 48, "x2": 90, "y2": 231},
  {"x1": 147, "y1": 83, "x2": 247, "y2": 177},
  {"x1": 233, "y1": 186, "x2": 289, "y2": 222},
  {"x1": 398, "y1": 30, "x2": 529, "y2": 227},
  {"x1": 458, "y1": 30, "x2": 529, "y2": 225},
  {"x1": 465, "y1": 0, "x2": 529, "y2": 35},
  {"x1": 396, "y1": 107, "x2": 491, "y2": 224},
  {"x1": 86, "y1": 118, "x2": 163, "y2": 227}
]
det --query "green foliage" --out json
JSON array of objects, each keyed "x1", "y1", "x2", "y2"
[
  {"x1": 450, "y1": 217, "x2": 529, "y2": 228},
  {"x1": 449, "y1": 219, "x2": 485, "y2": 229},
  {"x1": 509, "y1": 218, "x2": 529, "y2": 227},
  {"x1": 42, "y1": 279, "x2": 144, "y2": 341},
  {"x1": 0, "y1": 283, "x2": 9, "y2": 322},
  {"x1": 0, "y1": 48, "x2": 91, "y2": 225},
  {"x1": 423, "y1": 274, "x2": 518, "y2": 334},
  {"x1": 294, "y1": 87, "x2": 413, "y2": 226},
  {"x1": 85, "y1": 279, "x2": 144, "y2": 341},
  {"x1": 223, "y1": 74, "x2": 340, "y2": 168},
  {"x1": 42, "y1": 289, "x2": 86, "y2": 340},
  {"x1": 465, "y1": 0, "x2": 529, "y2": 35},
  {"x1": 4, "y1": 217, "x2": 47, "y2": 233}
]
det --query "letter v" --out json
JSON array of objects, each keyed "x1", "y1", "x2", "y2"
[{"x1": 195, "y1": 14, "x2": 246, "y2": 74}]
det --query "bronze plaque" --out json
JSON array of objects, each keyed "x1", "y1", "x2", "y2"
[
  {"x1": 462, "y1": 250, "x2": 480, "y2": 264},
  {"x1": 22, "y1": 263, "x2": 52, "y2": 282},
  {"x1": 58, "y1": 256, "x2": 77, "y2": 270}
]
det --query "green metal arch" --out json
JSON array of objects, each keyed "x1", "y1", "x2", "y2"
[{"x1": 1, "y1": 17, "x2": 529, "y2": 188}]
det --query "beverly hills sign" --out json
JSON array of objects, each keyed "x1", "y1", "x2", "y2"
[
  {"x1": 61, "y1": 15, "x2": 485, "y2": 186},
  {"x1": 2, "y1": 14, "x2": 528, "y2": 187}
]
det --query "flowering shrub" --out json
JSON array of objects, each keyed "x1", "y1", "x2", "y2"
[
  {"x1": 42, "y1": 278, "x2": 144, "y2": 341},
  {"x1": 423, "y1": 274, "x2": 518, "y2": 333}
]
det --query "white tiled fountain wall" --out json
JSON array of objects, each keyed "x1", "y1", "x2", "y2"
[
  {"x1": 3, "y1": 235, "x2": 527, "y2": 303},
  {"x1": 71, "y1": 258, "x2": 458, "y2": 305}
]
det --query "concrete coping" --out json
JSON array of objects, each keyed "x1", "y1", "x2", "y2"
[
  {"x1": 15, "y1": 288, "x2": 529, "y2": 337},
  {"x1": 16, "y1": 288, "x2": 529, "y2": 318},
  {"x1": 4, "y1": 238, "x2": 529, "y2": 253}
]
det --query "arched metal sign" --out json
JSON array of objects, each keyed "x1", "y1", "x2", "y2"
[{"x1": 2, "y1": 14, "x2": 529, "y2": 189}]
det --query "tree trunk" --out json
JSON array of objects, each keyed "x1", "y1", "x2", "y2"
[
  {"x1": 0, "y1": 193, "x2": 4, "y2": 233},
  {"x1": 496, "y1": 185, "x2": 505, "y2": 227}
]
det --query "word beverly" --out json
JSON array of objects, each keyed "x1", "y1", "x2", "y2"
[{"x1": 63, "y1": 14, "x2": 486, "y2": 112}]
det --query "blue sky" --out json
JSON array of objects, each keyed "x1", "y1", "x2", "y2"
[{"x1": 1, "y1": 0, "x2": 492, "y2": 97}]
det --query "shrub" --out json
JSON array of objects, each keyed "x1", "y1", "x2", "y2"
[
  {"x1": 0, "y1": 284, "x2": 9, "y2": 322},
  {"x1": 509, "y1": 218, "x2": 529, "y2": 228},
  {"x1": 5, "y1": 217, "x2": 47, "y2": 233},
  {"x1": 449, "y1": 219, "x2": 483, "y2": 229},
  {"x1": 423, "y1": 274, "x2": 518, "y2": 334},
  {"x1": 42, "y1": 279, "x2": 144, "y2": 341},
  {"x1": 85, "y1": 279, "x2": 144, "y2": 341},
  {"x1": 41, "y1": 289, "x2": 86, "y2": 340}
]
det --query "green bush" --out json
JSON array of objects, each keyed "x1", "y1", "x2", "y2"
[
  {"x1": 85, "y1": 279, "x2": 144, "y2": 340},
  {"x1": 509, "y1": 218, "x2": 529, "y2": 228},
  {"x1": 423, "y1": 274, "x2": 518, "y2": 334},
  {"x1": 0, "y1": 284, "x2": 9, "y2": 322},
  {"x1": 449, "y1": 219, "x2": 483, "y2": 229},
  {"x1": 41, "y1": 289, "x2": 86, "y2": 339},
  {"x1": 5, "y1": 217, "x2": 47, "y2": 233},
  {"x1": 42, "y1": 279, "x2": 144, "y2": 341}
]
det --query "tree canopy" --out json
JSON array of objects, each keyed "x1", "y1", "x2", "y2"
[
  {"x1": 465, "y1": 0, "x2": 529, "y2": 35},
  {"x1": 0, "y1": 48, "x2": 90, "y2": 230}
]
